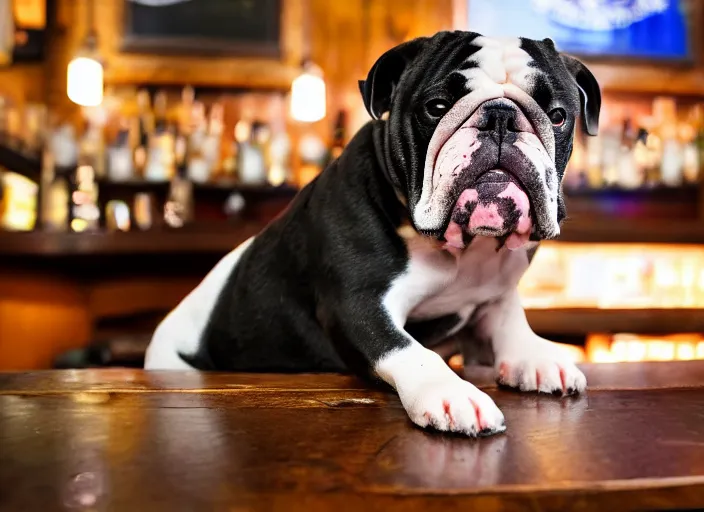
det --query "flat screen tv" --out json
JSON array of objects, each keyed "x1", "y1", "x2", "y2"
[{"x1": 467, "y1": 0, "x2": 691, "y2": 61}]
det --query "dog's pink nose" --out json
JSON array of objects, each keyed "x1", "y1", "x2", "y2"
[{"x1": 442, "y1": 170, "x2": 533, "y2": 252}]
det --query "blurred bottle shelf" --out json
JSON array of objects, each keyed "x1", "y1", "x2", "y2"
[{"x1": 0, "y1": 135, "x2": 298, "y2": 196}]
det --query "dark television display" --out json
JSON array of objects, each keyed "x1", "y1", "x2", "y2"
[{"x1": 468, "y1": 0, "x2": 690, "y2": 60}]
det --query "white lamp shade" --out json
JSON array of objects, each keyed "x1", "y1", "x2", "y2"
[
  {"x1": 67, "y1": 56, "x2": 104, "y2": 107},
  {"x1": 290, "y1": 71, "x2": 326, "y2": 123}
]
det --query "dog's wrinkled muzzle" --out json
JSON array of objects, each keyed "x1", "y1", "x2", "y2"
[{"x1": 413, "y1": 85, "x2": 560, "y2": 246}]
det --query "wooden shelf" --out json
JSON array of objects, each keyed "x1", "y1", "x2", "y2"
[
  {"x1": 564, "y1": 184, "x2": 700, "y2": 199},
  {"x1": 558, "y1": 218, "x2": 704, "y2": 244},
  {"x1": 0, "y1": 137, "x2": 299, "y2": 201},
  {"x1": 0, "y1": 223, "x2": 264, "y2": 257},
  {"x1": 527, "y1": 308, "x2": 704, "y2": 335}
]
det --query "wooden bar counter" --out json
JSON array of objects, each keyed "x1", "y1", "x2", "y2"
[{"x1": 2, "y1": 361, "x2": 704, "y2": 511}]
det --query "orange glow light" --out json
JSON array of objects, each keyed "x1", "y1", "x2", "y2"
[{"x1": 586, "y1": 333, "x2": 704, "y2": 363}]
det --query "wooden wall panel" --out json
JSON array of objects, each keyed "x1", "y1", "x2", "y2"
[
  {"x1": 35, "y1": 0, "x2": 454, "y2": 134},
  {"x1": 0, "y1": 272, "x2": 91, "y2": 370}
]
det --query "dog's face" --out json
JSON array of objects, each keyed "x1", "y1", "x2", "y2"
[{"x1": 359, "y1": 31, "x2": 601, "y2": 251}]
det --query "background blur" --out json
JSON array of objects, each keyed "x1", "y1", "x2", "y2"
[{"x1": 0, "y1": 0, "x2": 703, "y2": 370}]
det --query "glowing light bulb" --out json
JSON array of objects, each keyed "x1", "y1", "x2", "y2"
[
  {"x1": 290, "y1": 64, "x2": 326, "y2": 123},
  {"x1": 67, "y1": 56, "x2": 103, "y2": 107}
]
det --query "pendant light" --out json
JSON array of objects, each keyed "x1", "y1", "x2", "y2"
[
  {"x1": 67, "y1": 0, "x2": 103, "y2": 107},
  {"x1": 290, "y1": 0, "x2": 326, "y2": 123},
  {"x1": 290, "y1": 59, "x2": 326, "y2": 122}
]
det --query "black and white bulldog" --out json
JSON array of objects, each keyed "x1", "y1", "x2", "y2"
[{"x1": 145, "y1": 31, "x2": 601, "y2": 437}]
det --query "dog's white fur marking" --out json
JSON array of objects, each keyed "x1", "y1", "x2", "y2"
[
  {"x1": 460, "y1": 37, "x2": 535, "y2": 91},
  {"x1": 475, "y1": 289, "x2": 587, "y2": 393},
  {"x1": 144, "y1": 237, "x2": 255, "y2": 369},
  {"x1": 375, "y1": 236, "x2": 530, "y2": 435},
  {"x1": 375, "y1": 234, "x2": 585, "y2": 434},
  {"x1": 375, "y1": 342, "x2": 505, "y2": 435}
]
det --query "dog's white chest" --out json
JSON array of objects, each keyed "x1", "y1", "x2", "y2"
[{"x1": 387, "y1": 232, "x2": 531, "y2": 323}]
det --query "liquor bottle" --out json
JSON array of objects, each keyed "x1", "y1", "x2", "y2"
[
  {"x1": 221, "y1": 125, "x2": 238, "y2": 178},
  {"x1": 187, "y1": 102, "x2": 210, "y2": 183},
  {"x1": 201, "y1": 102, "x2": 224, "y2": 180},
  {"x1": 632, "y1": 127, "x2": 650, "y2": 187},
  {"x1": 297, "y1": 133, "x2": 327, "y2": 187},
  {"x1": 267, "y1": 116, "x2": 291, "y2": 186},
  {"x1": 600, "y1": 123, "x2": 621, "y2": 187},
  {"x1": 616, "y1": 117, "x2": 641, "y2": 189},
  {"x1": 49, "y1": 123, "x2": 78, "y2": 169},
  {"x1": 652, "y1": 96, "x2": 683, "y2": 187},
  {"x1": 237, "y1": 119, "x2": 267, "y2": 185},
  {"x1": 108, "y1": 119, "x2": 135, "y2": 182},
  {"x1": 164, "y1": 170, "x2": 193, "y2": 228},
  {"x1": 253, "y1": 121, "x2": 272, "y2": 177},
  {"x1": 564, "y1": 129, "x2": 586, "y2": 190},
  {"x1": 178, "y1": 86, "x2": 195, "y2": 135},
  {"x1": 144, "y1": 91, "x2": 175, "y2": 182},
  {"x1": 681, "y1": 121, "x2": 699, "y2": 185},
  {"x1": 175, "y1": 86, "x2": 193, "y2": 166},
  {"x1": 39, "y1": 147, "x2": 69, "y2": 232},
  {"x1": 77, "y1": 119, "x2": 104, "y2": 180},
  {"x1": 133, "y1": 89, "x2": 154, "y2": 178},
  {"x1": 686, "y1": 104, "x2": 703, "y2": 184},
  {"x1": 174, "y1": 123, "x2": 189, "y2": 180},
  {"x1": 69, "y1": 163, "x2": 100, "y2": 232},
  {"x1": 585, "y1": 130, "x2": 603, "y2": 189},
  {"x1": 660, "y1": 123, "x2": 684, "y2": 187}
]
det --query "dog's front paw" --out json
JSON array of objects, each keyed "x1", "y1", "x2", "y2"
[
  {"x1": 496, "y1": 340, "x2": 587, "y2": 395},
  {"x1": 401, "y1": 379, "x2": 506, "y2": 437}
]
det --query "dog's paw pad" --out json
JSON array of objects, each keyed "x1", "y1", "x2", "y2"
[
  {"x1": 497, "y1": 356, "x2": 586, "y2": 396},
  {"x1": 404, "y1": 380, "x2": 506, "y2": 437}
]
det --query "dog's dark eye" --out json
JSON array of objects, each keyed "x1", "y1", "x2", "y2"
[
  {"x1": 426, "y1": 99, "x2": 451, "y2": 118},
  {"x1": 548, "y1": 108, "x2": 566, "y2": 127}
]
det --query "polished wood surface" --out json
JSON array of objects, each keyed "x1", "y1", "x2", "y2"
[{"x1": 2, "y1": 362, "x2": 704, "y2": 511}]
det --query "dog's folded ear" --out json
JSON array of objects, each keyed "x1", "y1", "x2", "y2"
[
  {"x1": 359, "y1": 38, "x2": 428, "y2": 120},
  {"x1": 560, "y1": 54, "x2": 601, "y2": 136}
]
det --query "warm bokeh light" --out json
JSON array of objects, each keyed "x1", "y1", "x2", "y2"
[
  {"x1": 0, "y1": 172, "x2": 37, "y2": 231},
  {"x1": 290, "y1": 68, "x2": 326, "y2": 123},
  {"x1": 67, "y1": 56, "x2": 103, "y2": 107},
  {"x1": 586, "y1": 333, "x2": 704, "y2": 363},
  {"x1": 520, "y1": 242, "x2": 704, "y2": 309}
]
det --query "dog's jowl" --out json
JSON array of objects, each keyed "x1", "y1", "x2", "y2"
[{"x1": 145, "y1": 31, "x2": 601, "y2": 437}]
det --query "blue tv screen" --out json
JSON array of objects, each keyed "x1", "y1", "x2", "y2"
[{"x1": 467, "y1": 0, "x2": 690, "y2": 60}]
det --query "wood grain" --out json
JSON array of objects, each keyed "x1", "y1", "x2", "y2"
[{"x1": 1, "y1": 362, "x2": 704, "y2": 511}]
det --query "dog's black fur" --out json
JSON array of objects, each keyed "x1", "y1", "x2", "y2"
[{"x1": 177, "y1": 31, "x2": 600, "y2": 374}]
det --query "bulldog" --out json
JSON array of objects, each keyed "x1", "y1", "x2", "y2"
[{"x1": 145, "y1": 31, "x2": 601, "y2": 437}]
